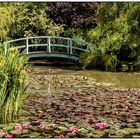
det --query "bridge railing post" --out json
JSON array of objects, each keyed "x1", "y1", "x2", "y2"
[
  {"x1": 67, "y1": 39, "x2": 69, "y2": 54},
  {"x1": 48, "y1": 37, "x2": 51, "y2": 53},
  {"x1": 69, "y1": 40, "x2": 72, "y2": 55},
  {"x1": 26, "y1": 38, "x2": 29, "y2": 54}
]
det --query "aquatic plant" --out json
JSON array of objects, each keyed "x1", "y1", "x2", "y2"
[
  {"x1": 21, "y1": 123, "x2": 29, "y2": 129},
  {"x1": 38, "y1": 123, "x2": 46, "y2": 129},
  {"x1": 15, "y1": 125, "x2": 23, "y2": 131},
  {"x1": 58, "y1": 134, "x2": 65, "y2": 138},
  {"x1": 96, "y1": 123, "x2": 106, "y2": 130},
  {"x1": 69, "y1": 127, "x2": 78, "y2": 134},
  {"x1": 5, "y1": 134, "x2": 14, "y2": 138},
  {"x1": 0, "y1": 46, "x2": 28, "y2": 124}
]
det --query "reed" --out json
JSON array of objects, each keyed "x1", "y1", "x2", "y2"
[{"x1": 0, "y1": 46, "x2": 28, "y2": 124}]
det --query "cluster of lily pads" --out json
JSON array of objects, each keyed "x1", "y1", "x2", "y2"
[
  {"x1": 29, "y1": 74, "x2": 114, "y2": 91},
  {"x1": 0, "y1": 121, "x2": 108, "y2": 138},
  {"x1": 16, "y1": 87, "x2": 140, "y2": 138},
  {"x1": 28, "y1": 67, "x2": 62, "y2": 75},
  {"x1": 2, "y1": 66, "x2": 138, "y2": 138},
  {"x1": 1, "y1": 119, "x2": 140, "y2": 138}
]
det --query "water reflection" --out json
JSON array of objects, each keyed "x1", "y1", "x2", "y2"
[
  {"x1": 77, "y1": 70, "x2": 140, "y2": 88},
  {"x1": 48, "y1": 83, "x2": 51, "y2": 94}
]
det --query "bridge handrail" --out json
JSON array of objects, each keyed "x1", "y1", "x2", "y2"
[
  {"x1": 3, "y1": 36, "x2": 92, "y2": 57},
  {"x1": 15, "y1": 44, "x2": 88, "y2": 52},
  {"x1": 3, "y1": 36, "x2": 91, "y2": 46}
]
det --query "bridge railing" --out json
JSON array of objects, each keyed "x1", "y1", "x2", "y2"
[{"x1": 3, "y1": 36, "x2": 92, "y2": 56}]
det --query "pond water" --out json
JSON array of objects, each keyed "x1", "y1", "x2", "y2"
[
  {"x1": 77, "y1": 70, "x2": 140, "y2": 88},
  {"x1": 21, "y1": 66, "x2": 140, "y2": 138},
  {"x1": 28, "y1": 66, "x2": 140, "y2": 95}
]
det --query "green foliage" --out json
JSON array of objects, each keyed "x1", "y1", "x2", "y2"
[
  {"x1": 10, "y1": 2, "x2": 63, "y2": 38},
  {"x1": 0, "y1": 3, "x2": 15, "y2": 41},
  {"x1": 82, "y1": 2, "x2": 140, "y2": 71},
  {"x1": 63, "y1": 28, "x2": 85, "y2": 39},
  {"x1": 0, "y1": 47, "x2": 28, "y2": 124},
  {"x1": 0, "y1": 2, "x2": 139, "y2": 71}
]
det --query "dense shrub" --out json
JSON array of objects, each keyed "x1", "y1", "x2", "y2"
[{"x1": 81, "y1": 3, "x2": 140, "y2": 71}]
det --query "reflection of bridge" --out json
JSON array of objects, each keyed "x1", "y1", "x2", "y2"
[{"x1": 3, "y1": 36, "x2": 92, "y2": 61}]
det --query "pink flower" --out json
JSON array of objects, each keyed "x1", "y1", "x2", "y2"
[
  {"x1": 5, "y1": 134, "x2": 14, "y2": 138},
  {"x1": 58, "y1": 134, "x2": 65, "y2": 138},
  {"x1": 69, "y1": 127, "x2": 77, "y2": 134},
  {"x1": 22, "y1": 123, "x2": 29, "y2": 129},
  {"x1": 38, "y1": 123, "x2": 46, "y2": 129},
  {"x1": 15, "y1": 124, "x2": 23, "y2": 131},
  {"x1": 96, "y1": 123, "x2": 106, "y2": 130},
  {"x1": 0, "y1": 129, "x2": 4, "y2": 133}
]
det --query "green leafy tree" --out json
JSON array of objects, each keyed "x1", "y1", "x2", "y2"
[
  {"x1": 10, "y1": 3, "x2": 64, "y2": 39},
  {"x1": 0, "y1": 3, "x2": 15, "y2": 41},
  {"x1": 82, "y1": 2, "x2": 140, "y2": 71}
]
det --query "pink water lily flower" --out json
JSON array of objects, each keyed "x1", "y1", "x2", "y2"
[
  {"x1": 38, "y1": 123, "x2": 46, "y2": 129},
  {"x1": 22, "y1": 123, "x2": 29, "y2": 129},
  {"x1": 69, "y1": 127, "x2": 78, "y2": 134},
  {"x1": 15, "y1": 124, "x2": 23, "y2": 131},
  {"x1": 58, "y1": 134, "x2": 65, "y2": 138},
  {"x1": 5, "y1": 134, "x2": 14, "y2": 138},
  {"x1": 0, "y1": 129, "x2": 4, "y2": 133},
  {"x1": 96, "y1": 122, "x2": 106, "y2": 130}
]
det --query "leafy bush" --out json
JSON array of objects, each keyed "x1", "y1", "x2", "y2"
[{"x1": 82, "y1": 3, "x2": 140, "y2": 71}]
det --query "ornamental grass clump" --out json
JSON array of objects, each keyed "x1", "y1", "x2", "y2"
[{"x1": 0, "y1": 46, "x2": 28, "y2": 124}]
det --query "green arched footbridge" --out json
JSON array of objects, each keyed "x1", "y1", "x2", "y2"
[{"x1": 3, "y1": 36, "x2": 92, "y2": 61}]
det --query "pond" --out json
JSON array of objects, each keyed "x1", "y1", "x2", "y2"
[
  {"x1": 28, "y1": 66, "x2": 140, "y2": 95},
  {"x1": 1, "y1": 66, "x2": 140, "y2": 138}
]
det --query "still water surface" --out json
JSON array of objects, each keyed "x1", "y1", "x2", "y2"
[
  {"x1": 77, "y1": 70, "x2": 140, "y2": 88},
  {"x1": 30, "y1": 66, "x2": 140, "y2": 89}
]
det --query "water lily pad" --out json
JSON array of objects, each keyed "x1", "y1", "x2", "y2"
[
  {"x1": 132, "y1": 135, "x2": 140, "y2": 138},
  {"x1": 22, "y1": 129, "x2": 30, "y2": 134},
  {"x1": 123, "y1": 128, "x2": 137, "y2": 134},
  {"x1": 10, "y1": 130, "x2": 22, "y2": 135},
  {"x1": 29, "y1": 132, "x2": 41, "y2": 138},
  {"x1": 0, "y1": 132, "x2": 6, "y2": 138},
  {"x1": 20, "y1": 134, "x2": 32, "y2": 138},
  {"x1": 3, "y1": 125, "x2": 15, "y2": 131},
  {"x1": 109, "y1": 135, "x2": 123, "y2": 138},
  {"x1": 57, "y1": 126, "x2": 67, "y2": 131},
  {"x1": 78, "y1": 128, "x2": 89, "y2": 134},
  {"x1": 67, "y1": 133, "x2": 77, "y2": 137}
]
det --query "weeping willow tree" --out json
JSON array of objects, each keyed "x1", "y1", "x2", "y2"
[{"x1": 81, "y1": 2, "x2": 140, "y2": 71}]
